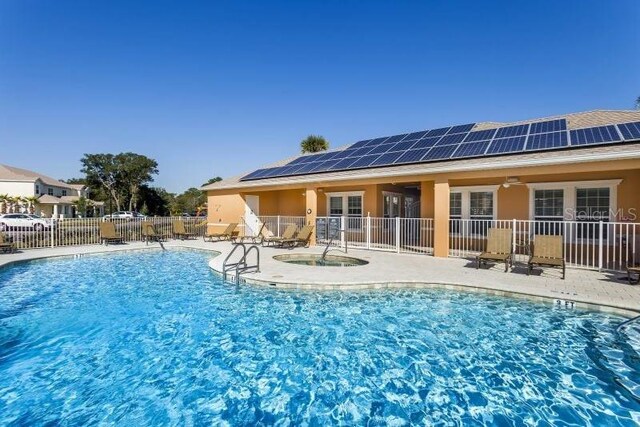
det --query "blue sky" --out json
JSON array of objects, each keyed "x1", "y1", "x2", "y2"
[{"x1": 1, "y1": 1, "x2": 638, "y2": 192}]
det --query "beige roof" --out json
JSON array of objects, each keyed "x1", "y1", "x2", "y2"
[
  {"x1": 0, "y1": 164, "x2": 75, "y2": 190},
  {"x1": 203, "y1": 109, "x2": 640, "y2": 191},
  {"x1": 68, "y1": 184, "x2": 86, "y2": 190},
  {"x1": 37, "y1": 195, "x2": 73, "y2": 205}
]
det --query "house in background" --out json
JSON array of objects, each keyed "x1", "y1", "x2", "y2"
[
  {"x1": 203, "y1": 110, "x2": 640, "y2": 264},
  {"x1": 0, "y1": 164, "x2": 104, "y2": 218}
]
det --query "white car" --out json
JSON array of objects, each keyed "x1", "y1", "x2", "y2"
[
  {"x1": 103, "y1": 211, "x2": 146, "y2": 220},
  {"x1": 0, "y1": 213, "x2": 51, "y2": 231}
]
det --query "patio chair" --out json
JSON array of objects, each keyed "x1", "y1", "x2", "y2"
[
  {"x1": 476, "y1": 228, "x2": 512, "y2": 272},
  {"x1": 204, "y1": 222, "x2": 238, "y2": 242},
  {"x1": 238, "y1": 222, "x2": 267, "y2": 244},
  {"x1": 528, "y1": 235, "x2": 565, "y2": 280},
  {"x1": 262, "y1": 224, "x2": 298, "y2": 247},
  {"x1": 141, "y1": 221, "x2": 165, "y2": 243},
  {"x1": 277, "y1": 225, "x2": 315, "y2": 248},
  {"x1": 627, "y1": 266, "x2": 640, "y2": 285},
  {"x1": 172, "y1": 220, "x2": 195, "y2": 240},
  {"x1": 99, "y1": 222, "x2": 124, "y2": 245},
  {"x1": 0, "y1": 232, "x2": 17, "y2": 253}
]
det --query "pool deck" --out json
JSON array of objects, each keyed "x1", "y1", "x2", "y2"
[{"x1": 1, "y1": 240, "x2": 639, "y2": 316}]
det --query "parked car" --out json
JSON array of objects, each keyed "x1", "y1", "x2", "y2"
[
  {"x1": 103, "y1": 211, "x2": 147, "y2": 220},
  {"x1": 0, "y1": 213, "x2": 51, "y2": 231}
]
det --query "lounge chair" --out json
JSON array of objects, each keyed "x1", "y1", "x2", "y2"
[
  {"x1": 204, "y1": 223, "x2": 238, "y2": 242},
  {"x1": 141, "y1": 221, "x2": 166, "y2": 243},
  {"x1": 476, "y1": 228, "x2": 512, "y2": 272},
  {"x1": 99, "y1": 222, "x2": 124, "y2": 245},
  {"x1": 238, "y1": 222, "x2": 266, "y2": 244},
  {"x1": 528, "y1": 235, "x2": 565, "y2": 280},
  {"x1": 0, "y1": 232, "x2": 17, "y2": 253},
  {"x1": 277, "y1": 225, "x2": 315, "y2": 248},
  {"x1": 627, "y1": 266, "x2": 640, "y2": 285},
  {"x1": 172, "y1": 220, "x2": 195, "y2": 240},
  {"x1": 262, "y1": 224, "x2": 297, "y2": 247}
]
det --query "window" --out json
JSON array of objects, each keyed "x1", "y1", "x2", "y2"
[
  {"x1": 326, "y1": 192, "x2": 364, "y2": 230},
  {"x1": 449, "y1": 193, "x2": 462, "y2": 219},
  {"x1": 449, "y1": 187, "x2": 497, "y2": 235},
  {"x1": 470, "y1": 192, "x2": 493, "y2": 219},
  {"x1": 528, "y1": 180, "x2": 620, "y2": 238},
  {"x1": 47, "y1": 188, "x2": 54, "y2": 196},
  {"x1": 62, "y1": 190, "x2": 67, "y2": 196},
  {"x1": 534, "y1": 189, "x2": 564, "y2": 221},
  {"x1": 576, "y1": 188, "x2": 610, "y2": 239},
  {"x1": 35, "y1": 185, "x2": 40, "y2": 195}
]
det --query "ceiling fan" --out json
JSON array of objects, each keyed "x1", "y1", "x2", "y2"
[{"x1": 502, "y1": 177, "x2": 526, "y2": 188}]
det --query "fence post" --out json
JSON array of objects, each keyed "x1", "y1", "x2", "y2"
[
  {"x1": 277, "y1": 215, "x2": 281, "y2": 236},
  {"x1": 50, "y1": 218, "x2": 55, "y2": 248},
  {"x1": 341, "y1": 215, "x2": 346, "y2": 249},
  {"x1": 598, "y1": 220, "x2": 603, "y2": 272},
  {"x1": 395, "y1": 217, "x2": 401, "y2": 253},
  {"x1": 512, "y1": 218, "x2": 517, "y2": 259},
  {"x1": 366, "y1": 214, "x2": 371, "y2": 250}
]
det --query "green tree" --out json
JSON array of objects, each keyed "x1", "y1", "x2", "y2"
[
  {"x1": 203, "y1": 176, "x2": 222, "y2": 186},
  {"x1": 72, "y1": 196, "x2": 89, "y2": 218},
  {"x1": 636, "y1": 95, "x2": 640, "y2": 110},
  {"x1": 138, "y1": 186, "x2": 173, "y2": 216},
  {"x1": 173, "y1": 187, "x2": 206, "y2": 215},
  {"x1": 300, "y1": 135, "x2": 329, "y2": 153},
  {"x1": 80, "y1": 153, "x2": 158, "y2": 212}
]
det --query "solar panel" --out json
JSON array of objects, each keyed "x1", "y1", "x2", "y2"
[
  {"x1": 422, "y1": 144, "x2": 459, "y2": 161},
  {"x1": 529, "y1": 119, "x2": 567, "y2": 134},
  {"x1": 394, "y1": 148, "x2": 431, "y2": 164},
  {"x1": 308, "y1": 159, "x2": 341, "y2": 172},
  {"x1": 570, "y1": 125, "x2": 621, "y2": 146},
  {"x1": 526, "y1": 131, "x2": 568, "y2": 150},
  {"x1": 390, "y1": 140, "x2": 418, "y2": 152},
  {"x1": 349, "y1": 154, "x2": 382, "y2": 168},
  {"x1": 294, "y1": 162, "x2": 323, "y2": 174},
  {"x1": 327, "y1": 157, "x2": 359, "y2": 170},
  {"x1": 486, "y1": 136, "x2": 527, "y2": 155},
  {"x1": 435, "y1": 132, "x2": 467, "y2": 146},
  {"x1": 384, "y1": 134, "x2": 409, "y2": 144},
  {"x1": 365, "y1": 136, "x2": 391, "y2": 146},
  {"x1": 617, "y1": 121, "x2": 640, "y2": 141},
  {"x1": 452, "y1": 141, "x2": 491, "y2": 158},
  {"x1": 494, "y1": 124, "x2": 529, "y2": 139},
  {"x1": 370, "y1": 151, "x2": 405, "y2": 166},
  {"x1": 412, "y1": 137, "x2": 442, "y2": 149},
  {"x1": 367, "y1": 143, "x2": 395, "y2": 155},
  {"x1": 404, "y1": 130, "x2": 429, "y2": 140},
  {"x1": 464, "y1": 129, "x2": 497, "y2": 142},
  {"x1": 425, "y1": 127, "x2": 451, "y2": 137},
  {"x1": 446, "y1": 123, "x2": 475, "y2": 134},
  {"x1": 347, "y1": 139, "x2": 373, "y2": 150},
  {"x1": 241, "y1": 168, "x2": 269, "y2": 180},
  {"x1": 348, "y1": 146, "x2": 375, "y2": 157}
]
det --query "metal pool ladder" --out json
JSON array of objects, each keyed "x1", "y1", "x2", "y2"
[
  {"x1": 617, "y1": 314, "x2": 640, "y2": 333},
  {"x1": 322, "y1": 227, "x2": 346, "y2": 260},
  {"x1": 222, "y1": 243, "x2": 260, "y2": 284}
]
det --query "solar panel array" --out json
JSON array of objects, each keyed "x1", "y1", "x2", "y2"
[{"x1": 241, "y1": 120, "x2": 640, "y2": 181}]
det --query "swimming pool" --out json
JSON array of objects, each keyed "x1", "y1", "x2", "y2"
[{"x1": 1, "y1": 249, "x2": 639, "y2": 425}]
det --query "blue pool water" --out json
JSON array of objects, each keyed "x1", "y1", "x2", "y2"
[{"x1": 1, "y1": 250, "x2": 640, "y2": 425}]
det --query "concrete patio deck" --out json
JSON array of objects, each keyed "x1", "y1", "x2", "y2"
[{"x1": 1, "y1": 239, "x2": 639, "y2": 316}]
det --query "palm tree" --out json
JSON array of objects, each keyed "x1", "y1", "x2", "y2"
[
  {"x1": 72, "y1": 196, "x2": 89, "y2": 218},
  {"x1": 24, "y1": 196, "x2": 39, "y2": 214},
  {"x1": 5, "y1": 196, "x2": 19, "y2": 213},
  {"x1": 300, "y1": 135, "x2": 329, "y2": 153},
  {"x1": 0, "y1": 194, "x2": 8, "y2": 214}
]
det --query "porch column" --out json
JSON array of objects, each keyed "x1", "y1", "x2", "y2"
[
  {"x1": 433, "y1": 179, "x2": 450, "y2": 258},
  {"x1": 305, "y1": 187, "x2": 318, "y2": 246},
  {"x1": 53, "y1": 204, "x2": 59, "y2": 219}
]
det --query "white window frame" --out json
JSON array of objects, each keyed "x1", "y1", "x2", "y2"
[
  {"x1": 526, "y1": 179, "x2": 621, "y2": 222},
  {"x1": 382, "y1": 191, "x2": 403, "y2": 218},
  {"x1": 325, "y1": 191, "x2": 365, "y2": 231},
  {"x1": 450, "y1": 185, "x2": 499, "y2": 220}
]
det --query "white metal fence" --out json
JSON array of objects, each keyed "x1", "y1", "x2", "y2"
[
  {"x1": 449, "y1": 219, "x2": 640, "y2": 271},
  {"x1": 0, "y1": 217, "x2": 208, "y2": 250},
  {"x1": 315, "y1": 216, "x2": 434, "y2": 255}
]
